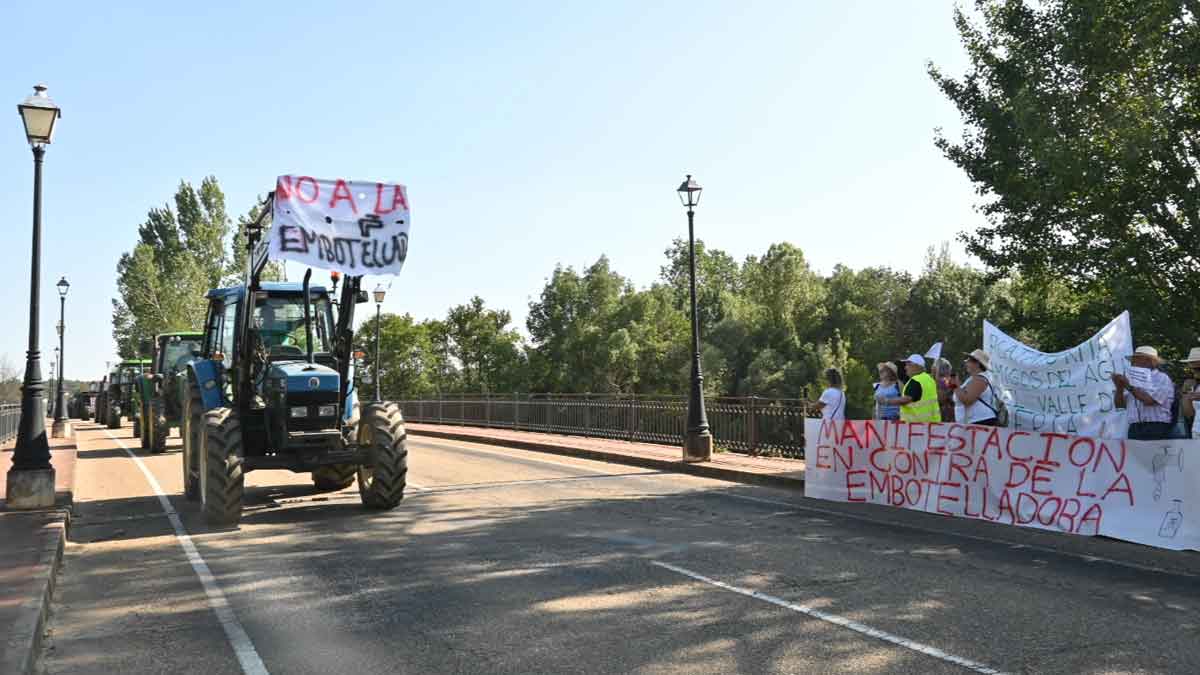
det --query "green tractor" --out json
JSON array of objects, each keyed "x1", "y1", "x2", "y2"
[
  {"x1": 69, "y1": 381, "x2": 99, "y2": 421},
  {"x1": 100, "y1": 360, "x2": 151, "y2": 430},
  {"x1": 137, "y1": 332, "x2": 203, "y2": 453}
]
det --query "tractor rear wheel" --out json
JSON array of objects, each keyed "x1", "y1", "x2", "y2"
[
  {"x1": 201, "y1": 407, "x2": 244, "y2": 526},
  {"x1": 181, "y1": 383, "x2": 203, "y2": 501},
  {"x1": 107, "y1": 404, "x2": 121, "y2": 429},
  {"x1": 95, "y1": 394, "x2": 106, "y2": 425},
  {"x1": 356, "y1": 402, "x2": 408, "y2": 509},
  {"x1": 150, "y1": 398, "x2": 168, "y2": 454},
  {"x1": 312, "y1": 465, "x2": 356, "y2": 491}
]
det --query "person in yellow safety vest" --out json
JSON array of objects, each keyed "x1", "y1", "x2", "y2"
[{"x1": 881, "y1": 353, "x2": 941, "y2": 423}]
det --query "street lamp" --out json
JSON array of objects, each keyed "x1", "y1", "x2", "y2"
[
  {"x1": 52, "y1": 276, "x2": 70, "y2": 438},
  {"x1": 373, "y1": 285, "x2": 386, "y2": 402},
  {"x1": 7, "y1": 84, "x2": 62, "y2": 509},
  {"x1": 677, "y1": 174, "x2": 712, "y2": 462}
]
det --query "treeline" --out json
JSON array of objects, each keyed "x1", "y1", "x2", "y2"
[{"x1": 361, "y1": 242, "x2": 1122, "y2": 419}]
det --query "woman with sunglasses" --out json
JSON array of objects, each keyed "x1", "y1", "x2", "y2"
[{"x1": 953, "y1": 349, "x2": 999, "y2": 426}]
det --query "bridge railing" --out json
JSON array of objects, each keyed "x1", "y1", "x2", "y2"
[
  {"x1": 1, "y1": 403, "x2": 20, "y2": 445},
  {"x1": 395, "y1": 394, "x2": 813, "y2": 458}
]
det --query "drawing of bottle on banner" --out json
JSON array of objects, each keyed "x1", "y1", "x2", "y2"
[
  {"x1": 268, "y1": 175, "x2": 411, "y2": 277},
  {"x1": 1160, "y1": 500, "x2": 1184, "y2": 539},
  {"x1": 983, "y1": 311, "x2": 1133, "y2": 438}
]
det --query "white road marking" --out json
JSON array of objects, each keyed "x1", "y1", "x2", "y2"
[
  {"x1": 652, "y1": 560, "x2": 1007, "y2": 675},
  {"x1": 413, "y1": 437, "x2": 1200, "y2": 580},
  {"x1": 105, "y1": 430, "x2": 269, "y2": 675}
]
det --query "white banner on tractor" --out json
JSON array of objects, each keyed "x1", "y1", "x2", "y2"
[{"x1": 269, "y1": 175, "x2": 410, "y2": 276}]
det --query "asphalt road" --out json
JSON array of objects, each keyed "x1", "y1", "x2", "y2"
[{"x1": 39, "y1": 420, "x2": 1200, "y2": 674}]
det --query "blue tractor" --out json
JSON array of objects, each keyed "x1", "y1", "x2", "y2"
[{"x1": 181, "y1": 205, "x2": 407, "y2": 525}]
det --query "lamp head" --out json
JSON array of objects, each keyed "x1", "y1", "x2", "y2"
[{"x1": 18, "y1": 84, "x2": 61, "y2": 146}]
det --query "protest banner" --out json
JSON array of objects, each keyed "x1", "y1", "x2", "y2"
[
  {"x1": 269, "y1": 175, "x2": 410, "y2": 276},
  {"x1": 804, "y1": 418, "x2": 1199, "y2": 551},
  {"x1": 983, "y1": 312, "x2": 1132, "y2": 438}
]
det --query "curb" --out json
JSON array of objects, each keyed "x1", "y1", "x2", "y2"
[
  {"x1": 407, "y1": 427, "x2": 807, "y2": 491},
  {"x1": 0, "y1": 509, "x2": 69, "y2": 675}
]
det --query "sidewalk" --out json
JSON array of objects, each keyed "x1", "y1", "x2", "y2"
[
  {"x1": 406, "y1": 423, "x2": 806, "y2": 489},
  {"x1": 1, "y1": 420, "x2": 78, "y2": 675}
]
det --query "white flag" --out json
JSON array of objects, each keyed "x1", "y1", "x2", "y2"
[{"x1": 925, "y1": 341, "x2": 943, "y2": 361}]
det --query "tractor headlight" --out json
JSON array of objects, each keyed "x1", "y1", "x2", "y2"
[
  {"x1": 318, "y1": 404, "x2": 337, "y2": 418},
  {"x1": 290, "y1": 406, "x2": 308, "y2": 418}
]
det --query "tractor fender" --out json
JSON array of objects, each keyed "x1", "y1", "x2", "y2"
[{"x1": 187, "y1": 359, "x2": 227, "y2": 411}]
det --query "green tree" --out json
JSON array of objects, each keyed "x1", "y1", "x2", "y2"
[
  {"x1": 659, "y1": 238, "x2": 741, "y2": 338},
  {"x1": 445, "y1": 297, "x2": 527, "y2": 392},
  {"x1": 929, "y1": 0, "x2": 1200, "y2": 355},
  {"x1": 226, "y1": 198, "x2": 285, "y2": 284}
]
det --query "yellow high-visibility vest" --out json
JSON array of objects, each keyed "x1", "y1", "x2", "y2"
[{"x1": 900, "y1": 371, "x2": 940, "y2": 423}]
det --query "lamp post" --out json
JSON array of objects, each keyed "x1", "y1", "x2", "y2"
[
  {"x1": 373, "y1": 285, "x2": 386, "y2": 402},
  {"x1": 8, "y1": 84, "x2": 62, "y2": 509},
  {"x1": 52, "y1": 277, "x2": 70, "y2": 438},
  {"x1": 677, "y1": 174, "x2": 712, "y2": 462}
]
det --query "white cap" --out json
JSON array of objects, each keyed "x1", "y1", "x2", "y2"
[{"x1": 904, "y1": 353, "x2": 925, "y2": 367}]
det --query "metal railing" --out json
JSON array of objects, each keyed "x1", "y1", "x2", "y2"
[
  {"x1": 396, "y1": 394, "x2": 813, "y2": 458},
  {"x1": 1, "y1": 403, "x2": 20, "y2": 445}
]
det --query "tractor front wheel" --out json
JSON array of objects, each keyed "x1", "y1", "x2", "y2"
[
  {"x1": 107, "y1": 405, "x2": 121, "y2": 430},
  {"x1": 356, "y1": 402, "x2": 408, "y2": 510},
  {"x1": 181, "y1": 383, "x2": 203, "y2": 501},
  {"x1": 313, "y1": 465, "x2": 356, "y2": 491},
  {"x1": 201, "y1": 407, "x2": 244, "y2": 526},
  {"x1": 150, "y1": 398, "x2": 168, "y2": 454}
]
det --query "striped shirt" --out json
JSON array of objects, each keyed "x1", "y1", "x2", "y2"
[{"x1": 1124, "y1": 369, "x2": 1175, "y2": 424}]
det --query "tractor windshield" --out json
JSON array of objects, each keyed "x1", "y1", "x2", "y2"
[
  {"x1": 161, "y1": 338, "x2": 202, "y2": 373},
  {"x1": 253, "y1": 294, "x2": 334, "y2": 356}
]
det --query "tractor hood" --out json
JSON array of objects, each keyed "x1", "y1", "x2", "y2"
[{"x1": 270, "y1": 361, "x2": 340, "y2": 395}]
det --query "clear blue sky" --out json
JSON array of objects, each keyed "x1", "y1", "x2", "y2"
[{"x1": 0, "y1": 1, "x2": 977, "y2": 381}]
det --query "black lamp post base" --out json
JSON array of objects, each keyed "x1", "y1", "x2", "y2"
[
  {"x1": 683, "y1": 430, "x2": 713, "y2": 463},
  {"x1": 51, "y1": 419, "x2": 72, "y2": 439},
  {"x1": 5, "y1": 467, "x2": 56, "y2": 509}
]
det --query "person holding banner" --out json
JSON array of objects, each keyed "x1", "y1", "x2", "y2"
[
  {"x1": 953, "y1": 349, "x2": 998, "y2": 426},
  {"x1": 815, "y1": 368, "x2": 846, "y2": 422},
  {"x1": 881, "y1": 354, "x2": 940, "y2": 423},
  {"x1": 1112, "y1": 346, "x2": 1175, "y2": 440},
  {"x1": 872, "y1": 362, "x2": 901, "y2": 421},
  {"x1": 1178, "y1": 347, "x2": 1200, "y2": 438}
]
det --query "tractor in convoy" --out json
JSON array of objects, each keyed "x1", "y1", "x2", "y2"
[
  {"x1": 137, "y1": 332, "x2": 204, "y2": 453},
  {"x1": 69, "y1": 382, "x2": 99, "y2": 420},
  {"x1": 97, "y1": 360, "x2": 151, "y2": 430},
  {"x1": 181, "y1": 196, "x2": 408, "y2": 525}
]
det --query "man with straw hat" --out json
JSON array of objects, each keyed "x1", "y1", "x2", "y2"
[
  {"x1": 1111, "y1": 346, "x2": 1176, "y2": 440},
  {"x1": 1178, "y1": 347, "x2": 1200, "y2": 439}
]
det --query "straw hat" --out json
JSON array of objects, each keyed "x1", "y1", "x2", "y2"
[
  {"x1": 1179, "y1": 347, "x2": 1200, "y2": 364},
  {"x1": 877, "y1": 361, "x2": 898, "y2": 377},
  {"x1": 1126, "y1": 346, "x2": 1163, "y2": 365},
  {"x1": 964, "y1": 349, "x2": 991, "y2": 369}
]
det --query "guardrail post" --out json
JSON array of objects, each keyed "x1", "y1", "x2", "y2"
[
  {"x1": 485, "y1": 392, "x2": 491, "y2": 428},
  {"x1": 584, "y1": 393, "x2": 591, "y2": 436},
  {"x1": 513, "y1": 393, "x2": 520, "y2": 431},
  {"x1": 627, "y1": 394, "x2": 636, "y2": 442},
  {"x1": 749, "y1": 396, "x2": 759, "y2": 456}
]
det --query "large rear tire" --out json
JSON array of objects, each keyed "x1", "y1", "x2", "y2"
[
  {"x1": 181, "y1": 383, "x2": 203, "y2": 501},
  {"x1": 150, "y1": 398, "x2": 168, "y2": 454},
  {"x1": 312, "y1": 465, "x2": 356, "y2": 491},
  {"x1": 356, "y1": 402, "x2": 408, "y2": 509},
  {"x1": 201, "y1": 408, "x2": 244, "y2": 526},
  {"x1": 96, "y1": 394, "x2": 106, "y2": 425}
]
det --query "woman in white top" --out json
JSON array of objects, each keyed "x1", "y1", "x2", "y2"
[
  {"x1": 953, "y1": 349, "x2": 998, "y2": 426},
  {"x1": 816, "y1": 368, "x2": 846, "y2": 422}
]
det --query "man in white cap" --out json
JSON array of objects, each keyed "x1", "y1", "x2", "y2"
[
  {"x1": 1179, "y1": 347, "x2": 1200, "y2": 439},
  {"x1": 880, "y1": 353, "x2": 941, "y2": 423},
  {"x1": 1111, "y1": 346, "x2": 1175, "y2": 440}
]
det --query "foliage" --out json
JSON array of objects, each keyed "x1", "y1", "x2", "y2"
[
  {"x1": 112, "y1": 178, "x2": 274, "y2": 358},
  {"x1": 929, "y1": 0, "x2": 1200, "y2": 357}
]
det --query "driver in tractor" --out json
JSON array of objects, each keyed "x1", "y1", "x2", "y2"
[{"x1": 255, "y1": 301, "x2": 306, "y2": 355}]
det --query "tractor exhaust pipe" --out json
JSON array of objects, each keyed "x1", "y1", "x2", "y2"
[{"x1": 302, "y1": 269, "x2": 315, "y2": 364}]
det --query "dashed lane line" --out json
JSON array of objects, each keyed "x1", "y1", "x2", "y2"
[
  {"x1": 652, "y1": 560, "x2": 1008, "y2": 675},
  {"x1": 105, "y1": 430, "x2": 269, "y2": 675}
]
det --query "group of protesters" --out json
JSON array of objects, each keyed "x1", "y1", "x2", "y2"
[{"x1": 814, "y1": 344, "x2": 1200, "y2": 441}]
